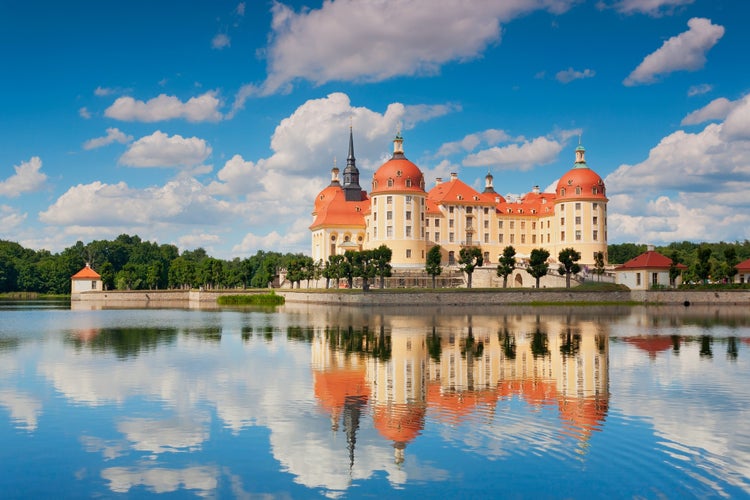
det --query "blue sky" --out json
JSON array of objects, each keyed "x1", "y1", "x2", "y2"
[{"x1": 1, "y1": 0, "x2": 748, "y2": 259}]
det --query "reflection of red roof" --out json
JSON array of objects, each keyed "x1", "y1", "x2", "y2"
[
  {"x1": 372, "y1": 403, "x2": 426, "y2": 444},
  {"x1": 426, "y1": 382, "x2": 498, "y2": 423},
  {"x1": 497, "y1": 379, "x2": 557, "y2": 406},
  {"x1": 625, "y1": 336, "x2": 676, "y2": 359},
  {"x1": 71, "y1": 265, "x2": 101, "y2": 279},
  {"x1": 558, "y1": 396, "x2": 608, "y2": 436},
  {"x1": 313, "y1": 367, "x2": 369, "y2": 416},
  {"x1": 736, "y1": 258, "x2": 750, "y2": 272},
  {"x1": 615, "y1": 251, "x2": 688, "y2": 271}
]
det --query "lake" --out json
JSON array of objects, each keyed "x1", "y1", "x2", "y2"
[{"x1": 1, "y1": 301, "x2": 749, "y2": 498}]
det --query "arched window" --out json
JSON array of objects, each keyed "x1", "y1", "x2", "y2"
[
  {"x1": 387, "y1": 178, "x2": 394, "y2": 187},
  {"x1": 575, "y1": 186, "x2": 581, "y2": 195},
  {"x1": 560, "y1": 188, "x2": 566, "y2": 196},
  {"x1": 406, "y1": 178, "x2": 412, "y2": 187}
]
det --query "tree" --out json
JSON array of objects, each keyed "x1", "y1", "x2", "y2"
[
  {"x1": 373, "y1": 245, "x2": 393, "y2": 289},
  {"x1": 527, "y1": 248, "x2": 550, "y2": 288},
  {"x1": 724, "y1": 246, "x2": 739, "y2": 283},
  {"x1": 353, "y1": 250, "x2": 377, "y2": 291},
  {"x1": 458, "y1": 246, "x2": 483, "y2": 288},
  {"x1": 496, "y1": 246, "x2": 516, "y2": 288},
  {"x1": 668, "y1": 251, "x2": 681, "y2": 288},
  {"x1": 342, "y1": 251, "x2": 356, "y2": 289},
  {"x1": 593, "y1": 251, "x2": 605, "y2": 282},
  {"x1": 694, "y1": 245, "x2": 712, "y2": 284},
  {"x1": 425, "y1": 245, "x2": 442, "y2": 288},
  {"x1": 558, "y1": 247, "x2": 581, "y2": 288}
]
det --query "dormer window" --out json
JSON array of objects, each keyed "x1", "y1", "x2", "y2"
[
  {"x1": 387, "y1": 178, "x2": 394, "y2": 187},
  {"x1": 576, "y1": 186, "x2": 581, "y2": 195},
  {"x1": 406, "y1": 178, "x2": 412, "y2": 187},
  {"x1": 561, "y1": 188, "x2": 566, "y2": 196},
  {"x1": 568, "y1": 179, "x2": 573, "y2": 185},
  {"x1": 593, "y1": 187, "x2": 598, "y2": 195},
  {"x1": 473, "y1": 196, "x2": 479, "y2": 201},
  {"x1": 397, "y1": 170, "x2": 402, "y2": 177}
]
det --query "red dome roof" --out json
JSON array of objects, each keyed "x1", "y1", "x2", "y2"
[
  {"x1": 555, "y1": 166, "x2": 606, "y2": 200},
  {"x1": 371, "y1": 157, "x2": 425, "y2": 194}
]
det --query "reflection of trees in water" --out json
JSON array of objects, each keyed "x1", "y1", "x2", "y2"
[
  {"x1": 700, "y1": 335, "x2": 713, "y2": 358},
  {"x1": 0, "y1": 338, "x2": 21, "y2": 352},
  {"x1": 727, "y1": 337, "x2": 738, "y2": 360},
  {"x1": 426, "y1": 326, "x2": 441, "y2": 362},
  {"x1": 286, "y1": 326, "x2": 315, "y2": 342},
  {"x1": 321, "y1": 325, "x2": 392, "y2": 361},
  {"x1": 560, "y1": 329, "x2": 581, "y2": 358},
  {"x1": 67, "y1": 328, "x2": 178, "y2": 359},
  {"x1": 498, "y1": 328, "x2": 516, "y2": 360},
  {"x1": 531, "y1": 329, "x2": 549, "y2": 358}
]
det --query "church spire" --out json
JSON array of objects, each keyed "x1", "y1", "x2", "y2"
[
  {"x1": 574, "y1": 135, "x2": 587, "y2": 168},
  {"x1": 342, "y1": 126, "x2": 362, "y2": 201}
]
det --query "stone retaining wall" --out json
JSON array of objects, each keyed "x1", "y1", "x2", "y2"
[{"x1": 72, "y1": 288, "x2": 750, "y2": 309}]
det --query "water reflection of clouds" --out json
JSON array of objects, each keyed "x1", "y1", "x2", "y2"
[
  {"x1": 118, "y1": 415, "x2": 210, "y2": 454},
  {"x1": 0, "y1": 389, "x2": 42, "y2": 431},
  {"x1": 101, "y1": 465, "x2": 218, "y2": 496}
]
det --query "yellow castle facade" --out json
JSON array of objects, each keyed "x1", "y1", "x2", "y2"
[{"x1": 311, "y1": 131, "x2": 608, "y2": 268}]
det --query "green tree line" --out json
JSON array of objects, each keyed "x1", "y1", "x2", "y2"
[
  {"x1": 608, "y1": 240, "x2": 750, "y2": 283},
  {"x1": 0, "y1": 234, "x2": 309, "y2": 294}
]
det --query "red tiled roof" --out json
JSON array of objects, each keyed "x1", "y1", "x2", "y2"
[
  {"x1": 310, "y1": 185, "x2": 368, "y2": 230},
  {"x1": 371, "y1": 157, "x2": 425, "y2": 194},
  {"x1": 614, "y1": 250, "x2": 687, "y2": 271},
  {"x1": 71, "y1": 265, "x2": 101, "y2": 279},
  {"x1": 736, "y1": 258, "x2": 750, "y2": 271}
]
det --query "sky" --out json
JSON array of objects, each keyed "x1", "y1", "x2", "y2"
[{"x1": 1, "y1": 0, "x2": 749, "y2": 259}]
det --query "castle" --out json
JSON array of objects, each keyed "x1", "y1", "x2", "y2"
[{"x1": 310, "y1": 130, "x2": 608, "y2": 269}]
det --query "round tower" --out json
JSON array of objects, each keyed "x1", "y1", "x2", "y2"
[
  {"x1": 365, "y1": 134, "x2": 427, "y2": 267},
  {"x1": 553, "y1": 142, "x2": 608, "y2": 266}
]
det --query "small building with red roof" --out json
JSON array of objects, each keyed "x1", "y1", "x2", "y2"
[
  {"x1": 736, "y1": 258, "x2": 750, "y2": 284},
  {"x1": 614, "y1": 247, "x2": 687, "y2": 289},
  {"x1": 71, "y1": 263, "x2": 102, "y2": 294}
]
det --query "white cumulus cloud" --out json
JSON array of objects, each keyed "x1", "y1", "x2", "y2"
[
  {"x1": 83, "y1": 128, "x2": 134, "y2": 150},
  {"x1": 119, "y1": 131, "x2": 212, "y2": 168},
  {"x1": 0, "y1": 157, "x2": 48, "y2": 198},
  {"x1": 259, "y1": 0, "x2": 577, "y2": 94},
  {"x1": 462, "y1": 135, "x2": 569, "y2": 171},
  {"x1": 212, "y1": 33, "x2": 230, "y2": 49},
  {"x1": 681, "y1": 97, "x2": 737, "y2": 126},
  {"x1": 624, "y1": 18, "x2": 724, "y2": 86},
  {"x1": 105, "y1": 92, "x2": 223, "y2": 122},
  {"x1": 599, "y1": 0, "x2": 695, "y2": 17},
  {"x1": 556, "y1": 67, "x2": 595, "y2": 84}
]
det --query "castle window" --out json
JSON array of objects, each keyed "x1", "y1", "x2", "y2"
[
  {"x1": 449, "y1": 232, "x2": 455, "y2": 242},
  {"x1": 484, "y1": 233, "x2": 489, "y2": 243},
  {"x1": 484, "y1": 208, "x2": 489, "y2": 215},
  {"x1": 560, "y1": 217, "x2": 565, "y2": 225},
  {"x1": 547, "y1": 234, "x2": 550, "y2": 243},
  {"x1": 593, "y1": 230, "x2": 598, "y2": 241},
  {"x1": 484, "y1": 220, "x2": 489, "y2": 229},
  {"x1": 593, "y1": 203, "x2": 598, "y2": 210},
  {"x1": 388, "y1": 178, "x2": 394, "y2": 187},
  {"x1": 425, "y1": 218, "x2": 430, "y2": 227},
  {"x1": 510, "y1": 221, "x2": 515, "y2": 230},
  {"x1": 560, "y1": 188, "x2": 566, "y2": 196},
  {"x1": 406, "y1": 179, "x2": 412, "y2": 187},
  {"x1": 532, "y1": 235, "x2": 537, "y2": 244},
  {"x1": 406, "y1": 211, "x2": 412, "y2": 221},
  {"x1": 374, "y1": 212, "x2": 377, "y2": 221},
  {"x1": 568, "y1": 179, "x2": 573, "y2": 185},
  {"x1": 521, "y1": 221, "x2": 525, "y2": 230},
  {"x1": 387, "y1": 195, "x2": 393, "y2": 204},
  {"x1": 356, "y1": 207, "x2": 361, "y2": 212},
  {"x1": 435, "y1": 232, "x2": 440, "y2": 241},
  {"x1": 498, "y1": 221, "x2": 503, "y2": 229},
  {"x1": 593, "y1": 187, "x2": 598, "y2": 195},
  {"x1": 406, "y1": 195, "x2": 412, "y2": 204},
  {"x1": 498, "y1": 234, "x2": 504, "y2": 243},
  {"x1": 449, "y1": 206, "x2": 454, "y2": 214},
  {"x1": 406, "y1": 226, "x2": 412, "y2": 237},
  {"x1": 521, "y1": 234, "x2": 526, "y2": 244},
  {"x1": 576, "y1": 186, "x2": 581, "y2": 195},
  {"x1": 397, "y1": 170, "x2": 402, "y2": 177},
  {"x1": 331, "y1": 235, "x2": 336, "y2": 241},
  {"x1": 435, "y1": 219, "x2": 440, "y2": 227},
  {"x1": 374, "y1": 228, "x2": 377, "y2": 238},
  {"x1": 575, "y1": 216, "x2": 581, "y2": 225},
  {"x1": 473, "y1": 196, "x2": 479, "y2": 201},
  {"x1": 387, "y1": 226, "x2": 393, "y2": 238},
  {"x1": 387, "y1": 211, "x2": 393, "y2": 220},
  {"x1": 406, "y1": 249, "x2": 411, "y2": 258},
  {"x1": 532, "y1": 222, "x2": 536, "y2": 230},
  {"x1": 575, "y1": 230, "x2": 582, "y2": 241},
  {"x1": 593, "y1": 216, "x2": 598, "y2": 225},
  {"x1": 466, "y1": 207, "x2": 472, "y2": 214},
  {"x1": 560, "y1": 203, "x2": 565, "y2": 210},
  {"x1": 449, "y1": 219, "x2": 454, "y2": 228},
  {"x1": 575, "y1": 202, "x2": 581, "y2": 210},
  {"x1": 561, "y1": 231, "x2": 565, "y2": 241},
  {"x1": 510, "y1": 234, "x2": 515, "y2": 244}
]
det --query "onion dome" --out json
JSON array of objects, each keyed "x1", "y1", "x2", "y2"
[
  {"x1": 555, "y1": 143, "x2": 607, "y2": 200},
  {"x1": 371, "y1": 134, "x2": 425, "y2": 194}
]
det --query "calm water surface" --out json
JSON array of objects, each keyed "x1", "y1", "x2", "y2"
[{"x1": 1, "y1": 301, "x2": 749, "y2": 499}]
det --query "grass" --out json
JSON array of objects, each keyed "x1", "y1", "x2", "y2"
[{"x1": 217, "y1": 292, "x2": 285, "y2": 306}]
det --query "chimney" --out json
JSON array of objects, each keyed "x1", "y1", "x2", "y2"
[
  {"x1": 647, "y1": 244, "x2": 655, "y2": 252},
  {"x1": 435, "y1": 177, "x2": 442, "y2": 186},
  {"x1": 532, "y1": 185, "x2": 540, "y2": 194},
  {"x1": 450, "y1": 172, "x2": 458, "y2": 181}
]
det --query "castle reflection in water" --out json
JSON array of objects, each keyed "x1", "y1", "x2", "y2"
[{"x1": 310, "y1": 310, "x2": 610, "y2": 464}]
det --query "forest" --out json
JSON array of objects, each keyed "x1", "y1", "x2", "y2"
[{"x1": 1, "y1": 234, "x2": 749, "y2": 295}]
